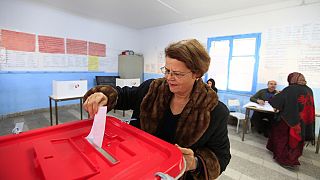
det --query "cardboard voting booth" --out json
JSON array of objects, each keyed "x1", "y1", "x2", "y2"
[
  {"x1": 0, "y1": 116, "x2": 185, "y2": 179},
  {"x1": 52, "y1": 80, "x2": 87, "y2": 98}
]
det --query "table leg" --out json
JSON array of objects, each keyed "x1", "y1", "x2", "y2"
[
  {"x1": 242, "y1": 108, "x2": 250, "y2": 141},
  {"x1": 80, "y1": 98, "x2": 83, "y2": 120},
  {"x1": 49, "y1": 97, "x2": 53, "y2": 126},
  {"x1": 316, "y1": 127, "x2": 320, "y2": 154},
  {"x1": 55, "y1": 101, "x2": 58, "y2": 125}
]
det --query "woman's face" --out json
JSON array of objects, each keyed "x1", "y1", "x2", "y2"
[
  {"x1": 207, "y1": 81, "x2": 212, "y2": 87},
  {"x1": 164, "y1": 57, "x2": 197, "y2": 95}
]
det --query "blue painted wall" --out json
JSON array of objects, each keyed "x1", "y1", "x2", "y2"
[
  {"x1": 0, "y1": 72, "x2": 118, "y2": 115},
  {"x1": 144, "y1": 73, "x2": 163, "y2": 81}
]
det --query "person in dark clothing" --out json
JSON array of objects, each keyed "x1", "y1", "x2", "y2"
[
  {"x1": 207, "y1": 78, "x2": 218, "y2": 93},
  {"x1": 268, "y1": 72, "x2": 315, "y2": 168},
  {"x1": 83, "y1": 39, "x2": 231, "y2": 179},
  {"x1": 250, "y1": 80, "x2": 278, "y2": 137}
]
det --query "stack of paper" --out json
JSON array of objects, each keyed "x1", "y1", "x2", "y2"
[{"x1": 243, "y1": 102, "x2": 274, "y2": 112}]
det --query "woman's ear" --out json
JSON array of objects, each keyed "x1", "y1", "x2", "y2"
[{"x1": 193, "y1": 72, "x2": 201, "y2": 79}]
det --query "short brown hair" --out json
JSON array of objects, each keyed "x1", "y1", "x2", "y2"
[{"x1": 165, "y1": 39, "x2": 210, "y2": 77}]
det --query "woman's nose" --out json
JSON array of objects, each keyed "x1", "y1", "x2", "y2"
[{"x1": 166, "y1": 72, "x2": 175, "y2": 80}]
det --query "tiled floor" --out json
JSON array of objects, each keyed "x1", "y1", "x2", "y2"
[{"x1": 0, "y1": 105, "x2": 319, "y2": 179}]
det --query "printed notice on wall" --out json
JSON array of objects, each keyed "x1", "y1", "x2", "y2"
[
  {"x1": 89, "y1": 42, "x2": 106, "y2": 57},
  {"x1": 0, "y1": 47, "x2": 6, "y2": 63},
  {"x1": 1, "y1": 29, "x2": 36, "y2": 52},
  {"x1": 0, "y1": 29, "x2": 112, "y2": 72},
  {"x1": 157, "y1": 50, "x2": 165, "y2": 74},
  {"x1": 104, "y1": 49, "x2": 119, "y2": 72},
  {"x1": 66, "y1": 39, "x2": 87, "y2": 55},
  {"x1": 260, "y1": 19, "x2": 320, "y2": 88},
  {"x1": 66, "y1": 55, "x2": 88, "y2": 71},
  {"x1": 88, "y1": 56, "x2": 99, "y2": 71},
  {"x1": 38, "y1": 35, "x2": 65, "y2": 54}
]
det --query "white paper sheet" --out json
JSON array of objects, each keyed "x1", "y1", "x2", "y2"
[
  {"x1": 243, "y1": 102, "x2": 274, "y2": 112},
  {"x1": 86, "y1": 106, "x2": 107, "y2": 148},
  {"x1": 12, "y1": 122, "x2": 24, "y2": 134}
]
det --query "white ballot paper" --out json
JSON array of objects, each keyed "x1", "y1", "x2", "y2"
[
  {"x1": 86, "y1": 106, "x2": 108, "y2": 148},
  {"x1": 243, "y1": 102, "x2": 274, "y2": 112}
]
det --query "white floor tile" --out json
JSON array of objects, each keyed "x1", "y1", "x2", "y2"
[
  {"x1": 297, "y1": 172, "x2": 318, "y2": 180},
  {"x1": 239, "y1": 173, "x2": 257, "y2": 180},
  {"x1": 262, "y1": 160, "x2": 298, "y2": 179},
  {"x1": 223, "y1": 167, "x2": 242, "y2": 180},
  {"x1": 311, "y1": 159, "x2": 320, "y2": 167}
]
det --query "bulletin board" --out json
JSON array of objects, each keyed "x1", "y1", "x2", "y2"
[{"x1": 0, "y1": 29, "x2": 116, "y2": 72}]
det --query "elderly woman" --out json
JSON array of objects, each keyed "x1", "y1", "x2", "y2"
[
  {"x1": 83, "y1": 39, "x2": 231, "y2": 179},
  {"x1": 268, "y1": 72, "x2": 315, "y2": 168}
]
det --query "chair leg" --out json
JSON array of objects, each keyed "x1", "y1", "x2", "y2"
[
  {"x1": 248, "y1": 120, "x2": 251, "y2": 133},
  {"x1": 236, "y1": 120, "x2": 240, "y2": 133}
]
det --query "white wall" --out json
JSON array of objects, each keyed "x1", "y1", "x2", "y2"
[
  {"x1": 140, "y1": 0, "x2": 320, "y2": 77},
  {"x1": 0, "y1": 0, "x2": 141, "y2": 55},
  {"x1": 139, "y1": 0, "x2": 320, "y2": 135}
]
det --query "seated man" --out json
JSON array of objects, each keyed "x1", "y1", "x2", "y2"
[{"x1": 250, "y1": 80, "x2": 278, "y2": 137}]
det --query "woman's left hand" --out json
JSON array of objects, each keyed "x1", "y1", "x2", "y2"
[{"x1": 175, "y1": 144, "x2": 197, "y2": 171}]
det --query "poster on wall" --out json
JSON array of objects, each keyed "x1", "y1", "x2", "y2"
[
  {"x1": 259, "y1": 20, "x2": 320, "y2": 88},
  {"x1": 0, "y1": 29, "x2": 112, "y2": 72},
  {"x1": 66, "y1": 55, "x2": 88, "y2": 71},
  {"x1": 88, "y1": 56, "x2": 99, "y2": 71},
  {"x1": 0, "y1": 47, "x2": 6, "y2": 63},
  {"x1": 157, "y1": 51, "x2": 165, "y2": 74},
  {"x1": 104, "y1": 48, "x2": 120, "y2": 73},
  {"x1": 5, "y1": 50, "x2": 38, "y2": 69}
]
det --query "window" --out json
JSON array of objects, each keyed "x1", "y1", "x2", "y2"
[{"x1": 207, "y1": 33, "x2": 261, "y2": 94}]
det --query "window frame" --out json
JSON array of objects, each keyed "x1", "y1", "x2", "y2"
[{"x1": 206, "y1": 33, "x2": 261, "y2": 94}]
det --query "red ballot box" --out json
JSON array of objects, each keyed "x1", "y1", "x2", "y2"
[{"x1": 0, "y1": 116, "x2": 185, "y2": 179}]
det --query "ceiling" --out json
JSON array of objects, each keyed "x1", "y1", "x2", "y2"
[{"x1": 30, "y1": 0, "x2": 298, "y2": 29}]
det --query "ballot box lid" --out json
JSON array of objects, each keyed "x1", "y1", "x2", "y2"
[{"x1": 0, "y1": 116, "x2": 185, "y2": 179}]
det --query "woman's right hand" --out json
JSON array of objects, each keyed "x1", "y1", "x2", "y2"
[{"x1": 83, "y1": 92, "x2": 108, "y2": 118}]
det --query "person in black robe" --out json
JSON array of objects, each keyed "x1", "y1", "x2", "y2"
[{"x1": 268, "y1": 72, "x2": 315, "y2": 168}]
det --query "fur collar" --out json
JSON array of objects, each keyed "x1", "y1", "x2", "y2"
[{"x1": 140, "y1": 78, "x2": 218, "y2": 147}]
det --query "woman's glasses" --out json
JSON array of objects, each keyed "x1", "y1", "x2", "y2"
[{"x1": 160, "y1": 66, "x2": 192, "y2": 79}]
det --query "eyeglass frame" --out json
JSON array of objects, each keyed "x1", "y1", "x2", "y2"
[{"x1": 160, "y1": 66, "x2": 192, "y2": 79}]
